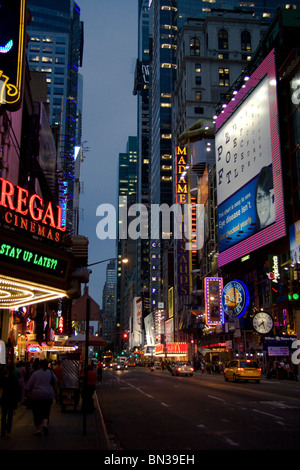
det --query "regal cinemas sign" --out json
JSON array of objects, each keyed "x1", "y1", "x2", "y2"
[{"x1": 0, "y1": 177, "x2": 66, "y2": 242}]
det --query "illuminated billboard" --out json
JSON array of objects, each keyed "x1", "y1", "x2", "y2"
[
  {"x1": 289, "y1": 219, "x2": 300, "y2": 264},
  {"x1": 215, "y1": 49, "x2": 285, "y2": 266},
  {"x1": 221, "y1": 280, "x2": 250, "y2": 319}
]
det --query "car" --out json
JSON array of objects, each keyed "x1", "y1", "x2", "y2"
[
  {"x1": 113, "y1": 362, "x2": 127, "y2": 371},
  {"x1": 224, "y1": 359, "x2": 262, "y2": 383},
  {"x1": 171, "y1": 362, "x2": 194, "y2": 376}
]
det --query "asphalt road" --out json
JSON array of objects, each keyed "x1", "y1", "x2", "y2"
[{"x1": 97, "y1": 366, "x2": 300, "y2": 451}]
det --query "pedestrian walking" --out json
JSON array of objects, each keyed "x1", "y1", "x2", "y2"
[
  {"x1": 25, "y1": 359, "x2": 58, "y2": 436},
  {"x1": 54, "y1": 360, "x2": 62, "y2": 401},
  {"x1": 87, "y1": 364, "x2": 97, "y2": 412},
  {"x1": 15, "y1": 361, "x2": 26, "y2": 405},
  {"x1": 1, "y1": 364, "x2": 20, "y2": 438},
  {"x1": 97, "y1": 361, "x2": 103, "y2": 382}
]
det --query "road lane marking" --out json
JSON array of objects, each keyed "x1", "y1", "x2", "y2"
[
  {"x1": 117, "y1": 378, "x2": 154, "y2": 398},
  {"x1": 252, "y1": 408, "x2": 283, "y2": 420},
  {"x1": 224, "y1": 437, "x2": 240, "y2": 447},
  {"x1": 208, "y1": 395, "x2": 225, "y2": 402},
  {"x1": 161, "y1": 402, "x2": 170, "y2": 407}
]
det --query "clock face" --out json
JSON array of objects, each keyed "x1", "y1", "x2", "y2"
[{"x1": 253, "y1": 312, "x2": 273, "y2": 334}]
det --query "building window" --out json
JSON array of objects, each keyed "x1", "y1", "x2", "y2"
[
  {"x1": 218, "y1": 29, "x2": 228, "y2": 50},
  {"x1": 194, "y1": 107, "x2": 204, "y2": 114},
  {"x1": 195, "y1": 76, "x2": 201, "y2": 85},
  {"x1": 190, "y1": 37, "x2": 200, "y2": 56},
  {"x1": 241, "y1": 30, "x2": 251, "y2": 51},
  {"x1": 219, "y1": 67, "x2": 229, "y2": 86},
  {"x1": 195, "y1": 63, "x2": 201, "y2": 72},
  {"x1": 218, "y1": 53, "x2": 229, "y2": 60},
  {"x1": 196, "y1": 91, "x2": 202, "y2": 100}
]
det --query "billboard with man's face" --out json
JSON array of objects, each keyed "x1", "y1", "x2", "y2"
[{"x1": 215, "y1": 49, "x2": 285, "y2": 266}]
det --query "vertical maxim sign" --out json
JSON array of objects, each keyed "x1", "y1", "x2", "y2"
[
  {"x1": 176, "y1": 145, "x2": 188, "y2": 204},
  {"x1": 0, "y1": 0, "x2": 27, "y2": 110}
]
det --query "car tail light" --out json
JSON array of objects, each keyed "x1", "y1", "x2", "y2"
[
  {"x1": 178, "y1": 367, "x2": 182, "y2": 371},
  {"x1": 257, "y1": 368, "x2": 261, "y2": 371},
  {"x1": 237, "y1": 367, "x2": 244, "y2": 371},
  {"x1": 191, "y1": 368, "x2": 194, "y2": 371}
]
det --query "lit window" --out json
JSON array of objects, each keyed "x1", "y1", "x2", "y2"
[
  {"x1": 190, "y1": 37, "x2": 200, "y2": 56},
  {"x1": 219, "y1": 67, "x2": 230, "y2": 86},
  {"x1": 218, "y1": 29, "x2": 228, "y2": 50},
  {"x1": 241, "y1": 30, "x2": 251, "y2": 51}
]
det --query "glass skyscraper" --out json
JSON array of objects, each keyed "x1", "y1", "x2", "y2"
[{"x1": 26, "y1": 0, "x2": 84, "y2": 234}]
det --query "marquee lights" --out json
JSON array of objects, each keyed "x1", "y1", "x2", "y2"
[
  {"x1": 204, "y1": 277, "x2": 224, "y2": 325},
  {"x1": 0, "y1": 274, "x2": 66, "y2": 308}
]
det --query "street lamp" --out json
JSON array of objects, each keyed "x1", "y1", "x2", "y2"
[
  {"x1": 82, "y1": 256, "x2": 128, "y2": 435},
  {"x1": 87, "y1": 257, "x2": 128, "y2": 267}
]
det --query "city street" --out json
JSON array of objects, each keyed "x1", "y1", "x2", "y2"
[{"x1": 97, "y1": 367, "x2": 300, "y2": 451}]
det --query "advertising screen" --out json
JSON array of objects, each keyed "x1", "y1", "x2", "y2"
[{"x1": 215, "y1": 49, "x2": 285, "y2": 266}]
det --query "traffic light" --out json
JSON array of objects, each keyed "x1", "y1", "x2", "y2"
[
  {"x1": 288, "y1": 279, "x2": 300, "y2": 301},
  {"x1": 0, "y1": 0, "x2": 27, "y2": 110},
  {"x1": 123, "y1": 333, "x2": 128, "y2": 339}
]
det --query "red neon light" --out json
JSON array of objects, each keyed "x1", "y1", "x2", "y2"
[{"x1": 0, "y1": 177, "x2": 66, "y2": 231}]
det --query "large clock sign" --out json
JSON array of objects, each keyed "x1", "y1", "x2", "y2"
[
  {"x1": 221, "y1": 280, "x2": 250, "y2": 318},
  {"x1": 253, "y1": 311, "x2": 273, "y2": 334}
]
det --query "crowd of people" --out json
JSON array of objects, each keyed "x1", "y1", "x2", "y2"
[
  {"x1": 266, "y1": 358, "x2": 299, "y2": 381},
  {"x1": 0, "y1": 358, "x2": 61, "y2": 438}
]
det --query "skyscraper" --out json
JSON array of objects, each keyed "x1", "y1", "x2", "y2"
[
  {"x1": 116, "y1": 136, "x2": 138, "y2": 341},
  {"x1": 134, "y1": 0, "x2": 151, "y2": 317},
  {"x1": 26, "y1": 0, "x2": 84, "y2": 234},
  {"x1": 102, "y1": 260, "x2": 117, "y2": 344}
]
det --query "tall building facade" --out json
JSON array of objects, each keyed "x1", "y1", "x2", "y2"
[
  {"x1": 26, "y1": 0, "x2": 84, "y2": 235},
  {"x1": 116, "y1": 137, "x2": 138, "y2": 342},
  {"x1": 172, "y1": 10, "x2": 269, "y2": 342},
  {"x1": 133, "y1": 0, "x2": 151, "y2": 319},
  {"x1": 102, "y1": 260, "x2": 116, "y2": 344}
]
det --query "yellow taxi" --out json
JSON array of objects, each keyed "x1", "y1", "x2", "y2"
[{"x1": 224, "y1": 359, "x2": 262, "y2": 383}]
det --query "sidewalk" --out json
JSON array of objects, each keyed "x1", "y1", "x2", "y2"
[{"x1": 0, "y1": 384, "x2": 111, "y2": 451}]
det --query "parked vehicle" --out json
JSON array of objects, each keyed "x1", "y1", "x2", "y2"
[
  {"x1": 224, "y1": 359, "x2": 261, "y2": 383},
  {"x1": 171, "y1": 362, "x2": 194, "y2": 376}
]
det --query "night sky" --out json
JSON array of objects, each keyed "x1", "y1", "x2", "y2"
[{"x1": 78, "y1": 0, "x2": 138, "y2": 307}]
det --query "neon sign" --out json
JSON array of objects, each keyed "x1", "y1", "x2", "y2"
[
  {"x1": 204, "y1": 277, "x2": 224, "y2": 325},
  {"x1": 0, "y1": 0, "x2": 27, "y2": 110},
  {"x1": 221, "y1": 280, "x2": 250, "y2": 318},
  {"x1": 0, "y1": 241, "x2": 67, "y2": 277},
  {"x1": 0, "y1": 39, "x2": 13, "y2": 54},
  {"x1": 176, "y1": 145, "x2": 188, "y2": 204},
  {"x1": 0, "y1": 177, "x2": 66, "y2": 242}
]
